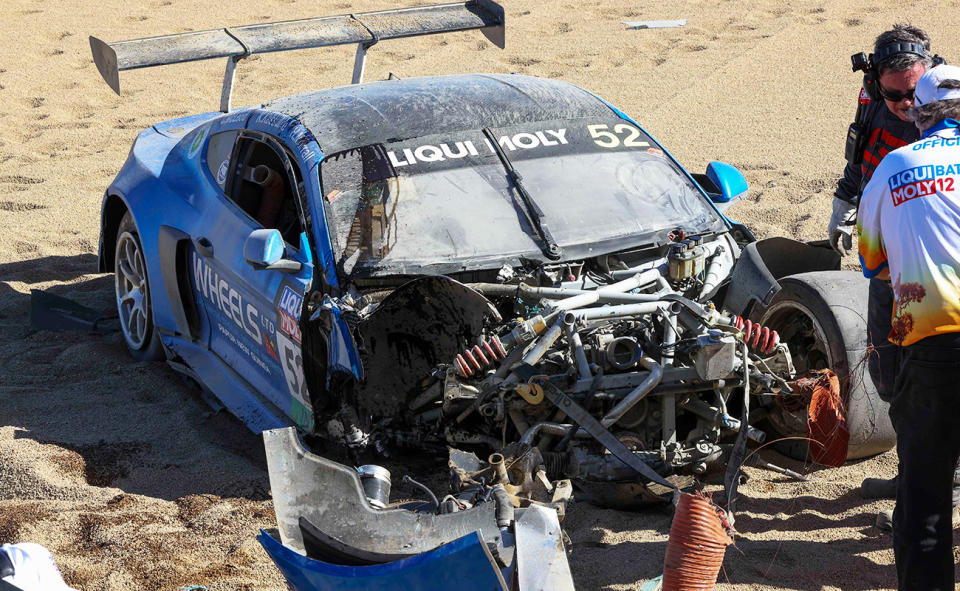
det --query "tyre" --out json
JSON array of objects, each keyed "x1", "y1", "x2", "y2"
[
  {"x1": 114, "y1": 211, "x2": 164, "y2": 361},
  {"x1": 756, "y1": 271, "x2": 896, "y2": 460}
]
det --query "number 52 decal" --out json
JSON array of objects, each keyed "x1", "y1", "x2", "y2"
[{"x1": 587, "y1": 123, "x2": 650, "y2": 148}]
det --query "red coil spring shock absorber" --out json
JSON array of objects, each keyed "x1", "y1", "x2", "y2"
[
  {"x1": 454, "y1": 336, "x2": 508, "y2": 377},
  {"x1": 731, "y1": 316, "x2": 780, "y2": 355}
]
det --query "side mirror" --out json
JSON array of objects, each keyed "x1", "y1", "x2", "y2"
[
  {"x1": 691, "y1": 160, "x2": 748, "y2": 213},
  {"x1": 702, "y1": 161, "x2": 748, "y2": 212},
  {"x1": 244, "y1": 229, "x2": 302, "y2": 273}
]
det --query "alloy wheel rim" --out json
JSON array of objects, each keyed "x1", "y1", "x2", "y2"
[{"x1": 115, "y1": 231, "x2": 150, "y2": 350}]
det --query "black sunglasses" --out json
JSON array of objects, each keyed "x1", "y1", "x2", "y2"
[{"x1": 878, "y1": 85, "x2": 915, "y2": 102}]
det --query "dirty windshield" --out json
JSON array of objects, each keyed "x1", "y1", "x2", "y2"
[{"x1": 320, "y1": 117, "x2": 725, "y2": 277}]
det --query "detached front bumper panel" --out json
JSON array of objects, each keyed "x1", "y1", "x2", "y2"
[{"x1": 263, "y1": 427, "x2": 506, "y2": 557}]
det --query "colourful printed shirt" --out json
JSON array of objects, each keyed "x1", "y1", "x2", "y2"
[{"x1": 858, "y1": 119, "x2": 960, "y2": 346}]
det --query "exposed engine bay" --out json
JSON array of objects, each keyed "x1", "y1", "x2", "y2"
[{"x1": 305, "y1": 231, "x2": 800, "y2": 511}]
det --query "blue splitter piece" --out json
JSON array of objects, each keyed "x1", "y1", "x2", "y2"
[{"x1": 257, "y1": 529, "x2": 508, "y2": 591}]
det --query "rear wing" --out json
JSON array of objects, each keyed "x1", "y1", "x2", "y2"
[{"x1": 90, "y1": 0, "x2": 504, "y2": 112}]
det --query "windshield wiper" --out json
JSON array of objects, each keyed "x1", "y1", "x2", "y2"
[{"x1": 482, "y1": 127, "x2": 562, "y2": 260}]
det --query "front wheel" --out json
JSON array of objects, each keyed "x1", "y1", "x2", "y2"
[
  {"x1": 114, "y1": 211, "x2": 164, "y2": 361},
  {"x1": 756, "y1": 271, "x2": 896, "y2": 461}
]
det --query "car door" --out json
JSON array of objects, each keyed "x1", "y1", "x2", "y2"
[{"x1": 191, "y1": 129, "x2": 314, "y2": 431}]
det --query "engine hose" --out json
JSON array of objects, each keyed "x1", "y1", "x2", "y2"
[
  {"x1": 730, "y1": 316, "x2": 779, "y2": 355},
  {"x1": 490, "y1": 485, "x2": 514, "y2": 528},
  {"x1": 402, "y1": 475, "x2": 439, "y2": 514},
  {"x1": 519, "y1": 422, "x2": 580, "y2": 446},
  {"x1": 663, "y1": 492, "x2": 733, "y2": 591}
]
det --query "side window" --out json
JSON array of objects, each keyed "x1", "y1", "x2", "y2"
[
  {"x1": 205, "y1": 130, "x2": 239, "y2": 190},
  {"x1": 226, "y1": 137, "x2": 305, "y2": 247}
]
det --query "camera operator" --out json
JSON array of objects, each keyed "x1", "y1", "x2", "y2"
[
  {"x1": 830, "y1": 25, "x2": 959, "y2": 525},
  {"x1": 857, "y1": 63, "x2": 960, "y2": 591}
]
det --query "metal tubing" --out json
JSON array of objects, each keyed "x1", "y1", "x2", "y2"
[
  {"x1": 548, "y1": 270, "x2": 662, "y2": 313},
  {"x1": 519, "y1": 317, "x2": 565, "y2": 368},
  {"x1": 609, "y1": 259, "x2": 667, "y2": 279},
  {"x1": 519, "y1": 422, "x2": 586, "y2": 446},
  {"x1": 469, "y1": 282, "x2": 668, "y2": 304},
  {"x1": 698, "y1": 241, "x2": 729, "y2": 302},
  {"x1": 488, "y1": 453, "x2": 510, "y2": 485},
  {"x1": 572, "y1": 302, "x2": 668, "y2": 321},
  {"x1": 351, "y1": 43, "x2": 369, "y2": 84},
  {"x1": 570, "y1": 366, "x2": 700, "y2": 394},
  {"x1": 565, "y1": 322, "x2": 592, "y2": 380},
  {"x1": 661, "y1": 308, "x2": 679, "y2": 447},
  {"x1": 600, "y1": 358, "x2": 663, "y2": 428},
  {"x1": 220, "y1": 55, "x2": 241, "y2": 112}
]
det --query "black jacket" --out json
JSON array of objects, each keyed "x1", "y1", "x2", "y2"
[{"x1": 835, "y1": 90, "x2": 920, "y2": 205}]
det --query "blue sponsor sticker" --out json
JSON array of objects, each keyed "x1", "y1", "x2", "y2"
[
  {"x1": 217, "y1": 159, "x2": 229, "y2": 186},
  {"x1": 277, "y1": 286, "x2": 303, "y2": 321}
]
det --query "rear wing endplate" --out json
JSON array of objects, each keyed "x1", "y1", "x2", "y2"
[{"x1": 90, "y1": 1, "x2": 504, "y2": 111}]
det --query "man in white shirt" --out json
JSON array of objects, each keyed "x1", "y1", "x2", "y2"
[{"x1": 857, "y1": 64, "x2": 960, "y2": 591}]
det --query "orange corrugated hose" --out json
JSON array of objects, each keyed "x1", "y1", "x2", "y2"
[
  {"x1": 662, "y1": 493, "x2": 733, "y2": 590},
  {"x1": 798, "y1": 369, "x2": 849, "y2": 467}
]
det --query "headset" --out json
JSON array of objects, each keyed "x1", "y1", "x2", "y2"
[
  {"x1": 851, "y1": 41, "x2": 946, "y2": 101},
  {"x1": 845, "y1": 42, "x2": 947, "y2": 163}
]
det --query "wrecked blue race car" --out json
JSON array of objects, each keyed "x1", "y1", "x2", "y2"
[{"x1": 89, "y1": 2, "x2": 894, "y2": 589}]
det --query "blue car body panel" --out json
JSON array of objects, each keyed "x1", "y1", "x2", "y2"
[
  {"x1": 101, "y1": 73, "x2": 748, "y2": 435},
  {"x1": 257, "y1": 529, "x2": 508, "y2": 591}
]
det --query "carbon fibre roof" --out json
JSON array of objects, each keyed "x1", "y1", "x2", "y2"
[{"x1": 263, "y1": 73, "x2": 613, "y2": 154}]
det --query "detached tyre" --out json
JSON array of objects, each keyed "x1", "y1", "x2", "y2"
[
  {"x1": 757, "y1": 271, "x2": 895, "y2": 460},
  {"x1": 114, "y1": 211, "x2": 164, "y2": 361}
]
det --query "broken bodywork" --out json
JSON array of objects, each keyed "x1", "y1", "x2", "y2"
[
  {"x1": 260, "y1": 427, "x2": 575, "y2": 591},
  {"x1": 311, "y1": 230, "x2": 808, "y2": 510}
]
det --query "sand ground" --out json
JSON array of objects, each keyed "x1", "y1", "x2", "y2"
[{"x1": 2, "y1": 0, "x2": 960, "y2": 589}]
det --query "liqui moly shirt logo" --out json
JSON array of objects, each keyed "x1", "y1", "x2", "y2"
[{"x1": 888, "y1": 165, "x2": 956, "y2": 206}]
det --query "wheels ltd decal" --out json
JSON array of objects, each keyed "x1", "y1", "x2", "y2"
[
  {"x1": 261, "y1": 314, "x2": 279, "y2": 362},
  {"x1": 192, "y1": 253, "x2": 274, "y2": 374},
  {"x1": 193, "y1": 253, "x2": 262, "y2": 343}
]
